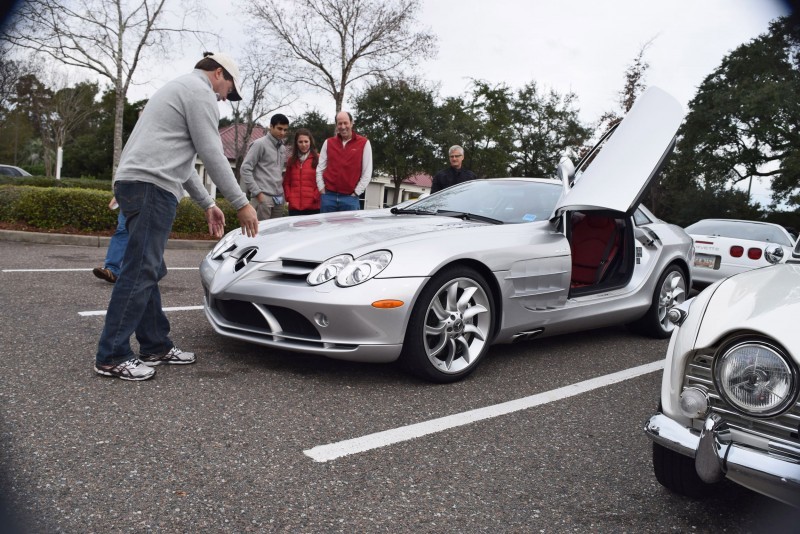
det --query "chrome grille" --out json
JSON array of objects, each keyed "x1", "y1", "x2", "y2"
[{"x1": 684, "y1": 352, "x2": 800, "y2": 445}]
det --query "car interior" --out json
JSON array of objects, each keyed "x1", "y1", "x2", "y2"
[{"x1": 567, "y1": 210, "x2": 633, "y2": 294}]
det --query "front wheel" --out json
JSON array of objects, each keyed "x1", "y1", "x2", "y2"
[
  {"x1": 652, "y1": 442, "x2": 714, "y2": 499},
  {"x1": 629, "y1": 264, "x2": 686, "y2": 338},
  {"x1": 400, "y1": 266, "x2": 494, "y2": 383}
]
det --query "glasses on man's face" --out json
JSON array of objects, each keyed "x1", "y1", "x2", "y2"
[{"x1": 450, "y1": 154, "x2": 463, "y2": 159}]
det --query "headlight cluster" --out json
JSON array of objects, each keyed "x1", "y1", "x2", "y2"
[
  {"x1": 307, "y1": 250, "x2": 392, "y2": 287},
  {"x1": 715, "y1": 341, "x2": 796, "y2": 417}
]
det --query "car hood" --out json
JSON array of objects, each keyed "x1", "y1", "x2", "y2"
[
  {"x1": 226, "y1": 210, "x2": 489, "y2": 262},
  {"x1": 554, "y1": 86, "x2": 684, "y2": 216},
  {"x1": 695, "y1": 263, "x2": 800, "y2": 360}
]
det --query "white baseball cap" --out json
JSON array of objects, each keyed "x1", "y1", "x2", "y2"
[{"x1": 203, "y1": 52, "x2": 243, "y2": 101}]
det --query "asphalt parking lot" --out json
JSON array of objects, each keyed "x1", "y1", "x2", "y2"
[{"x1": 1, "y1": 239, "x2": 798, "y2": 533}]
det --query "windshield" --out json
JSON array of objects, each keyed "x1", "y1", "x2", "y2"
[
  {"x1": 399, "y1": 179, "x2": 562, "y2": 224},
  {"x1": 685, "y1": 220, "x2": 793, "y2": 246}
]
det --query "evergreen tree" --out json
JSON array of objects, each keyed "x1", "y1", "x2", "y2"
[
  {"x1": 354, "y1": 79, "x2": 438, "y2": 205},
  {"x1": 662, "y1": 17, "x2": 800, "y2": 216}
]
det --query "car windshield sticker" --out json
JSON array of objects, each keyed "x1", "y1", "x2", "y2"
[{"x1": 522, "y1": 214, "x2": 537, "y2": 222}]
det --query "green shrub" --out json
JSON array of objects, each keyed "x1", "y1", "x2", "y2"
[
  {"x1": 0, "y1": 175, "x2": 113, "y2": 190},
  {"x1": 11, "y1": 187, "x2": 116, "y2": 230},
  {"x1": 0, "y1": 184, "x2": 245, "y2": 235},
  {"x1": 0, "y1": 185, "x2": 37, "y2": 221}
]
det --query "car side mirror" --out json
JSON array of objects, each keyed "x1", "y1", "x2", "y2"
[{"x1": 556, "y1": 157, "x2": 575, "y2": 184}]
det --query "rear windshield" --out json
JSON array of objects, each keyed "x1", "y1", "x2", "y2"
[{"x1": 685, "y1": 220, "x2": 793, "y2": 246}]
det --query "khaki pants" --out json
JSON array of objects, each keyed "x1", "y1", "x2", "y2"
[{"x1": 253, "y1": 196, "x2": 286, "y2": 221}]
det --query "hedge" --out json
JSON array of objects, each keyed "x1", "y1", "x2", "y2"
[
  {"x1": 0, "y1": 184, "x2": 241, "y2": 234},
  {"x1": 0, "y1": 175, "x2": 114, "y2": 191}
]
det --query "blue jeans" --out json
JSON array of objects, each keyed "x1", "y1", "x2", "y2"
[
  {"x1": 104, "y1": 212, "x2": 128, "y2": 277},
  {"x1": 320, "y1": 192, "x2": 361, "y2": 213},
  {"x1": 96, "y1": 182, "x2": 178, "y2": 366}
]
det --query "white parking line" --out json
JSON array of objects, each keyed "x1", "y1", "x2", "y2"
[
  {"x1": 2, "y1": 268, "x2": 198, "y2": 272},
  {"x1": 304, "y1": 360, "x2": 665, "y2": 463},
  {"x1": 79, "y1": 305, "x2": 203, "y2": 317}
]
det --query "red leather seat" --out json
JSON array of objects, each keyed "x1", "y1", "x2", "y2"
[{"x1": 571, "y1": 214, "x2": 620, "y2": 287}]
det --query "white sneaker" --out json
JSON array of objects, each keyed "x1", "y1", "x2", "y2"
[
  {"x1": 95, "y1": 358, "x2": 155, "y2": 381},
  {"x1": 140, "y1": 346, "x2": 196, "y2": 366}
]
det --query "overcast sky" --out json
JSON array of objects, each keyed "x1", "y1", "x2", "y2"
[{"x1": 130, "y1": 0, "x2": 792, "y2": 126}]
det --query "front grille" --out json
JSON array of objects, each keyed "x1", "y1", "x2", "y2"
[
  {"x1": 684, "y1": 352, "x2": 800, "y2": 445},
  {"x1": 214, "y1": 299, "x2": 321, "y2": 339}
]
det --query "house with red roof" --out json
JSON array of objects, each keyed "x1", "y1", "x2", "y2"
[
  {"x1": 195, "y1": 124, "x2": 265, "y2": 197},
  {"x1": 364, "y1": 172, "x2": 432, "y2": 209}
]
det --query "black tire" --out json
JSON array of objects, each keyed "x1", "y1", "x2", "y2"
[
  {"x1": 652, "y1": 442, "x2": 714, "y2": 499},
  {"x1": 400, "y1": 266, "x2": 494, "y2": 383},
  {"x1": 629, "y1": 264, "x2": 687, "y2": 338}
]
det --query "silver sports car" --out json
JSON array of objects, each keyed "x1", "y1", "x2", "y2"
[{"x1": 201, "y1": 87, "x2": 694, "y2": 382}]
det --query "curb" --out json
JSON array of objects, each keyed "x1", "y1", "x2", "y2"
[{"x1": 0, "y1": 229, "x2": 215, "y2": 250}]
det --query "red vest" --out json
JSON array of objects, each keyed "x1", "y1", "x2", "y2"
[
  {"x1": 322, "y1": 132, "x2": 367, "y2": 194},
  {"x1": 284, "y1": 155, "x2": 320, "y2": 211}
]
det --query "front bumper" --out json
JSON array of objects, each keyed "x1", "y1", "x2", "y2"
[
  {"x1": 645, "y1": 413, "x2": 800, "y2": 508},
  {"x1": 200, "y1": 255, "x2": 427, "y2": 363}
]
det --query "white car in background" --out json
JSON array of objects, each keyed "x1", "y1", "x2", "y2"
[
  {"x1": 0, "y1": 164, "x2": 32, "y2": 177},
  {"x1": 686, "y1": 218, "x2": 796, "y2": 287}
]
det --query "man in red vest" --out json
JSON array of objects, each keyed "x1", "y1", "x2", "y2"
[{"x1": 316, "y1": 111, "x2": 373, "y2": 212}]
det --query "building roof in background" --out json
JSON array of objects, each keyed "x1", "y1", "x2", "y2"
[
  {"x1": 403, "y1": 173, "x2": 432, "y2": 188},
  {"x1": 219, "y1": 124, "x2": 265, "y2": 160}
]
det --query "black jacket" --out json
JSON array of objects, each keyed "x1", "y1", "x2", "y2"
[{"x1": 430, "y1": 166, "x2": 477, "y2": 193}]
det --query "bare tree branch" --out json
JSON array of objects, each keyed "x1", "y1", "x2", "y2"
[
  {"x1": 246, "y1": 0, "x2": 437, "y2": 114},
  {"x1": 2, "y1": 0, "x2": 211, "y2": 175}
]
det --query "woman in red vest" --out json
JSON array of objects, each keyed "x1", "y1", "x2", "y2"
[{"x1": 283, "y1": 128, "x2": 321, "y2": 215}]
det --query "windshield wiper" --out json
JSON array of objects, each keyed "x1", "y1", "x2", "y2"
[
  {"x1": 390, "y1": 207, "x2": 436, "y2": 215},
  {"x1": 435, "y1": 210, "x2": 503, "y2": 225}
]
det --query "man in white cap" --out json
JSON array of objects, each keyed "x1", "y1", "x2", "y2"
[{"x1": 94, "y1": 52, "x2": 259, "y2": 381}]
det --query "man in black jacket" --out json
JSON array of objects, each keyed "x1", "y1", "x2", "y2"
[{"x1": 431, "y1": 145, "x2": 477, "y2": 193}]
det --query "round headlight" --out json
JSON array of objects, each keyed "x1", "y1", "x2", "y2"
[{"x1": 714, "y1": 341, "x2": 796, "y2": 416}]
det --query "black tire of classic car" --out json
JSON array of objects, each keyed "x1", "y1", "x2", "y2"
[
  {"x1": 652, "y1": 442, "x2": 715, "y2": 498},
  {"x1": 628, "y1": 264, "x2": 687, "y2": 338},
  {"x1": 400, "y1": 266, "x2": 495, "y2": 383}
]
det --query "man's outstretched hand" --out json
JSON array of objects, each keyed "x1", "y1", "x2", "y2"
[
  {"x1": 237, "y1": 204, "x2": 259, "y2": 237},
  {"x1": 205, "y1": 205, "x2": 226, "y2": 238}
]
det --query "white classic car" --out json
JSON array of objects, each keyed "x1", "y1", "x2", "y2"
[{"x1": 645, "y1": 239, "x2": 800, "y2": 507}]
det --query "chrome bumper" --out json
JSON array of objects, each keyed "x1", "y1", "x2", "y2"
[{"x1": 645, "y1": 413, "x2": 800, "y2": 508}]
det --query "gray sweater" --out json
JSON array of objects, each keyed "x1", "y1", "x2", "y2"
[
  {"x1": 240, "y1": 133, "x2": 286, "y2": 198},
  {"x1": 114, "y1": 69, "x2": 248, "y2": 210}
]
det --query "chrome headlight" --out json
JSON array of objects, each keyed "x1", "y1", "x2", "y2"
[
  {"x1": 714, "y1": 341, "x2": 796, "y2": 417},
  {"x1": 336, "y1": 250, "x2": 392, "y2": 287},
  {"x1": 307, "y1": 254, "x2": 353, "y2": 286},
  {"x1": 764, "y1": 244, "x2": 784, "y2": 264}
]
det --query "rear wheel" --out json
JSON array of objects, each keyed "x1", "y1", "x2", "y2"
[
  {"x1": 630, "y1": 264, "x2": 686, "y2": 338},
  {"x1": 400, "y1": 266, "x2": 494, "y2": 383},
  {"x1": 652, "y1": 442, "x2": 714, "y2": 499}
]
